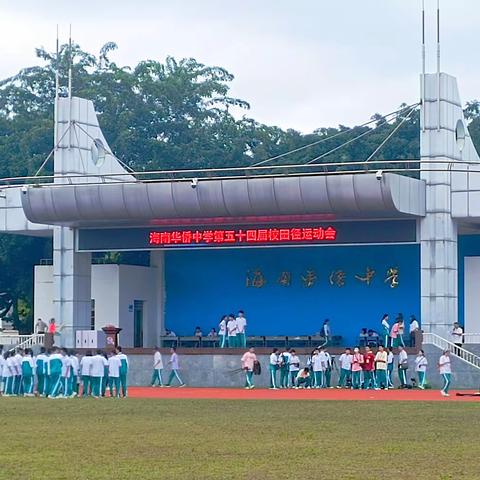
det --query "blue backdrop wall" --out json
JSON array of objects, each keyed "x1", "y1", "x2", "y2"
[
  {"x1": 458, "y1": 234, "x2": 480, "y2": 325},
  {"x1": 164, "y1": 244, "x2": 420, "y2": 345}
]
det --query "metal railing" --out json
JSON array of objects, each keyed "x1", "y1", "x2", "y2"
[
  {"x1": 3, "y1": 333, "x2": 45, "y2": 352},
  {"x1": 462, "y1": 333, "x2": 480, "y2": 344},
  {"x1": 422, "y1": 332, "x2": 480, "y2": 370}
]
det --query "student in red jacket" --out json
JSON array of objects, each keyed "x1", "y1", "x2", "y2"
[{"x1": 362, "y1": 346, "x2": 376, "y2": 390}]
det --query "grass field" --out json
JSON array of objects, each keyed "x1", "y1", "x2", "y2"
[{"x1": 1, "y1": 398, "x2": 478, "y2": 480}]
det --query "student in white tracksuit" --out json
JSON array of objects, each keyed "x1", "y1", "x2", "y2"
[
  {"x1": 90, "y1": 351, "x2": 105, "y2": 398},
  {"x1": 438, "y1": 350, "x2": 452, "y2": 396},
  {"x1": 151, "y1": 347, "x2": 164, "y2": 387},
  {"x1": 166, "y1": 347, "x2": 185, "y2": 387},
  {"x1": 108, "y1": 352, "x2": 121, "y2": 397}
]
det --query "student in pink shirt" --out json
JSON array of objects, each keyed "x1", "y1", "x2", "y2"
[
  {"x1": 391, "y1": 318, "x2": 405, "y2": 348},
  {"x1": 351, "y1": 347, "x2": 364, "y2": 390},
  {"x1": 241, "y1": 347, "x2": 257, "y2": 390}
]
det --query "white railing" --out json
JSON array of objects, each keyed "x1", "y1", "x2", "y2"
[
  {"x1": 3, "y1": 333, "x2": 45, "y2": 352},
  {"x1": 422, "y1": 332, "x2": 480, "y2": 370},
  {"x1": 463, "y1": 333, "x2": 480, "y2": 344},
  {"x1": 0, "y1": 334, "x2": 33, "y2": 346}
]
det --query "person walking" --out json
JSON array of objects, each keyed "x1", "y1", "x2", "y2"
[
  {"x1": 451, "y1": 323, "x2": 464, "y2": 355},
  {"x1": 322, "y1": 319, "x2": 331, "y2": 345},
  {"x1": 438, "y1": 350, "x2": 452, "y2": 397},
  {"x1": 151, "y1": 347, "x2": 164, "y2": 387},
  {"x1": 241, "y1": 347, "x2": 257, "y2": 389},
  {"x1": 415, "y1": 350, "x2": 428, "y2": 389},
  {"x1": 166, "y1": 347, "x2": 185, "y2": 387}
]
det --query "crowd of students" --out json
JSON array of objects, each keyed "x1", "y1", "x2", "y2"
[
  {"x1": 240, "y1": 345, "x2": 454, "y2": 396},
  {"x1": 0, "y1": 346, "x2": 129, "y2": 398}
]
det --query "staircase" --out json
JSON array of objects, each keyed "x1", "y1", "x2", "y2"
[
  {"x1": 2, "y1": 333, "x2": 45, "y2": 352},
  {"x1": 422, "y1": 332, "x2": 480, "y2": 371}
]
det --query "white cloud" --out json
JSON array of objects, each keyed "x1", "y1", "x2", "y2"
[{"x1": 0, "y1": 0, "x2": 479, "y2": 132}]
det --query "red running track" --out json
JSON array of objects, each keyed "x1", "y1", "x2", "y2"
[{"x1": 128, "y1": 387, "x2": 480, "y2": 402}]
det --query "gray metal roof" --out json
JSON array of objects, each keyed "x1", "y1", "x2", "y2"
[{"x1": 21, "y1": 172, "x2": 425, "y2": 227}]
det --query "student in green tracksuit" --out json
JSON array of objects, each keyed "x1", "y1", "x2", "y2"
[
  {"x1": 80, "y1": 351, "x2": 93, "y2": 397},
  {"x1": 48, "y1": 348, "x2": 64, "y2": 398},
  {"x1": 21, "y1": 349, "x2": 35, "y2": 396},
  {"x1": 269, "y1": 348, "x2": 280, "y2": 389},
  {"x1": 108, "y1": 351, "x2": 121, "y2": 397},
  {"x1": 101, "y1": 353, "x2": 109, "y2": 397},
  {"x1": 279, "y1": 349, "x2": 291, "y2": 388},
  {"x1": 36, "y1": 347, "x2": 48, "y2": 396},
  {"x1": 116, "y1": 346, "x2": 129, "y2": 397},
  {"x1": 226, "y1": 315, "x2": 238, "y2": 348},
  {"x1": 3, "y1": 351, "x2": 15, "y2": 396},
  {"x1": 90, "y1": 350, "x2": 105, "y2": 398}
]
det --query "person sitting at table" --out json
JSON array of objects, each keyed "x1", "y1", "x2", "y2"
[
  {"x1": 194, "y1": 327, "x2": 203, "y2": 337},
  {"x1": 207, "y1": 328, "x2": 217, "y2": 337},
  {"x1": 359, "y1": 328, "x2": 368, "y2": 346},
  {"x1": 367, "y1": 329, "x2": 379, "y2": 347},
  {"x1": 165, "y1": 329, "x2": 177, "y2": 337}
]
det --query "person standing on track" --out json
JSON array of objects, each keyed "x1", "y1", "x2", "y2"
[
  {"x1": 351, "y1": 347, "x2": 364, "y2": 390},
  {"x1": 362, "y1": 346, "x2": 376, "y2": 390},
  {"x1": 322, "y1": 347, "x2": 333, "y2": 388},
  {"x1": 289, "y1": 349, "x2": 300, "y2": 387},
  {"x1": 151, "y1": 347, "x2": 164, "y2": 387},
  {"x1": 269, "y1": 348, "x2": 281, "y2": 389},
  {"x1": 80, "y1": 351, "x2": 92, "y2": 397},
  {"x1": 337, "y1": 348, "x2": 353, "y2": 388},
  {"x1": 387, "y1": 347, "x2": 395, "y2": 388},
  {"x1": 116, "y1": 346, "x2": 129, "y2": 397},
  {"x1": 166, "y1": 347, "x2": 186, "y2": 387},
  {"x1": 415, "y1": 350, "x2": 428, "y2": 389},
  {"x1": 374, "y1": 345, "x2": 388, "y2": 389},
  {"x1": 108, "y1": 350, "x2": 121, "y2": 397},
  {"x1": 397, "y1": 346, "x2": 409, "y2": 388},
  {"x1": 438, "y1": 350, "x2": 452, "y2": 397},
  {"x1": 279, "y1": 348, "x2": 291, "y2": 388},
  {"x1": 241, "y1": 346, "x2": 257, "y2": 389}
]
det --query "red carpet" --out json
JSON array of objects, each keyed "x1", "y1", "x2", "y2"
[{"x1": 128, "y1": 387, "x2": 480, "y2": 402}]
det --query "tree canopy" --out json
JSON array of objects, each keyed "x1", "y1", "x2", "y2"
[{"x1": 0, "y1": 42, "x2": 479, "y2": 331}]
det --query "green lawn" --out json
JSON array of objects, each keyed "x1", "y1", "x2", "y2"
[{"x1": 0, "y1": 398, "x2": 478, "y2": 479}]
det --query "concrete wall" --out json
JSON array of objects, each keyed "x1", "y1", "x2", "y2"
[
  {"x1": 35, "y1": 264, "x2": 159, "y2": 348},
  {"x1": 125, "y1": 350, "x2": 479, "y2": 389},
  {"x1": 34, "y1": 265, "x2": 54, "y2": 323}
]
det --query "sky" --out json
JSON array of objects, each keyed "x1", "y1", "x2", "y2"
[{"x1": 0, "y1": 0, "x2": 479, "y2": 133}]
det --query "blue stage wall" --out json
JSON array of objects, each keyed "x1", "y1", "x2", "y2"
[{"x1": 164, "y1": 244, "x2": 420, "y2": 345}]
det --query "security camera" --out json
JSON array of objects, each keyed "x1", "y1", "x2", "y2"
[
  {"x1": 190, "y1": 178, "x2": 198, "y2": 189},
  {"x1": 375, "y1": 170, "x2": 383, "y2": 181}
]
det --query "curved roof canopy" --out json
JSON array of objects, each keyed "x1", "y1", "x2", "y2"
[{"x1": 21, "y1": 172, "x2": 425, "y2": 227}]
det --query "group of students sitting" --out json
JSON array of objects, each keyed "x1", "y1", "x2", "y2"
[{"x1": 0, "y1": 346, "x2": 129, "y2": 398}]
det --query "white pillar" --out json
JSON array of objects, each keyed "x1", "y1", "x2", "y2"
[
  {"x1": 420, "y1": 73, "x2": 461, "y2": 336},
  {"x1": 150, "y1": 251, "x2": 165, "y2": 341},
  {"x1": 53, "y1": 226, "x2": 91, "y2": 347}
]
